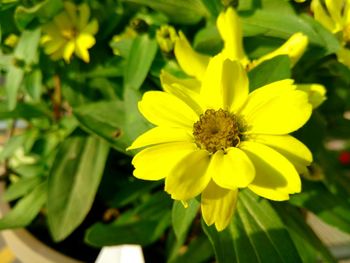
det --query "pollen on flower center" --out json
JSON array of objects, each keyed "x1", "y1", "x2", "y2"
[{"x1": 193, "y1": 109, "x2": 241, "y2": 153}]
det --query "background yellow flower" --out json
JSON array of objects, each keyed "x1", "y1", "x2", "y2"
[{"x1": 41, "y1": 2, "x2": 98, "y2": 63}]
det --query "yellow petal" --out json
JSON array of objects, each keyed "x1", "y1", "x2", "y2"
[
  {"x1": 78, "y1": 3, "x2": 90, "y2": 30},
  {"x1": 325, "y1": 0, "x2": 345, "y2": 28},
  {"x1": 75, "y1": 33, "x2": 95, "y2": 62},
  {"x1": 50, "y1": 48, "x2": 65, "y2": 61},
  {"x1": 208, "y1": 148, "x2": 255, "y2": 189},
  {"x1": 251, "y1": 32, "x2": 308, "y2": 68},
  {"x1": 165, "y1": 149, "x2": 211, "y2": 200},
  {"x1": 160, "y1": 70, "x2": 201, "y2": 92},
  {"x1": 63, "y1": 40, "x2": 75, "y2": 62},
  {"x1": 82, "y1": 19, "x2": 99, "y2": 35},
  {"x1": 43, "y1": 38, "x2": 66, "y2": 54},
  {"x1": 160, "y1": 71, "x2": 204, "y2": 115},
  {"x1": 127, "y1": 127, "x2": 193, "y2": 150},
  {"x1": 201, "y1": 180, "x2": 238, "y2": 231},
  {"x1": 311, "y1": 0, "x2": 337, "y2": 32},
  {"x1": 64, "y1": 1, "x2": 78, "y2": 25},
  {"x1": 252, "y1": 134, "x2": 312, "y2": 174},
  {"x1": 132, "y1": 142, "x2": 198, "y2": 180},
  {"x1": 200, "y1": 55, "x2": 249, "y2": 111},
  {"x1": 241, "y1": 82, "x2": 312, "y2": 135},
  {"x1": 241, "y1": 141, "x2": 301, "y2": 201},
  {"x1": 42, "y1": 24, "x2": 62, "y2": 39},
  {"x1": 138, "y1": 91, "x2": 199, "y2": 129},
  {"x1": 216, "y1": 7, "x2": 248, "y2": 64},
  {"x1": 337, "y1": 46, "x2": 350, "y2": 68},
  {"x1": 54, "y1": 12, "x2": 73, "y2": 31},
  {"x1": 296, "y1": 83, "x2": 327, "y2": 109},
  {"x1": 174, "y1": 31, "x2": 210, "y2": 80}
]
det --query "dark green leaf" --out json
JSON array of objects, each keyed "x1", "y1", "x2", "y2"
[
  {"x1": 47, "y1": 136, "x2": 109, "y2": 241},
  {"x1": 85, "y1": 215, "x2": 171, "y2": 247},
  {"x1": 203, "y1": 190, "x2": 301, "y2": 263},
  {"x1": 85, "y1": 192, "x2": 172, "y2": 247},
  {"x1": 0, "y1": 182, "x2": 47, "y2": 230},
  {"x1": 290, "y1": 181, "x2": 350, "y2": 235},
  {"x1": 194, "y1": 24, "x2": 223, "y2": 55},
  {"x1": 170, "y1": 235, "x2": 214, "y2": 263},
  {"x1": 124, "y1": 35, "x2": 157, "y2": 91},
  {"x1": 74, "y1": 90, "x2": 151, "y2": 154},
  {"x1": 14, "y1": 0, "x2": 63, "y2": 30},
  {"x1": 172, "y1": 199, "x2": 200, "y2": 241},
  {"x1": 248, "y1": 55, "x2": 291, "y2": 91},
  {"x1": 0, "y1": 102, "x2": 51, "y2": 120},
  {"x1": 274, "y1": 204, "x2": 336, "y2": 263},
  {"x1": 122, "y1": 0, "x2": 208, "y2": 24}
]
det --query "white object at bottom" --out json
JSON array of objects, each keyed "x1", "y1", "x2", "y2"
[{"x1": 95, "y1": 245, "x2": 144, "y2": 263}]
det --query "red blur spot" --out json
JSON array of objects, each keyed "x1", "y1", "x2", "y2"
[{"x1": 339, "y1": 151, "x2": 350, "y2": 166}]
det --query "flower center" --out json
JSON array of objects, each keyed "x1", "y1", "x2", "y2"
[
  {"x1": 193, "y1": 109, "x2": 242, "y2": 153},
  {"x1": 61, "y1": 27, "x2": 78, "y2": 40}
]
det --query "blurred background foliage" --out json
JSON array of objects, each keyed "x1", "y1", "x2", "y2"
[{"x1": 0, "y1": 0, "x2": 350, "y2": 262}]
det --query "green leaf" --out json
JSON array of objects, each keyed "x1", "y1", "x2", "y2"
[
  {"x1": 122, "y1": 0, "x2": 208, "y2": 24},
  {"x1": 239, "y1": 2, "x2": 340, "y2": 54},
  {"x1": 74, "y1": 90, "x2": 151, "y2": 154},
  {"x1": 274, "y1": 204, "x2": 336, "y2": 263},
  {"x1": 200, "y1": 0, "x2": 222, "y2": 18},
  {"x1": 0, "y1": 130, "x2": 37, "y2": 162},
  {"x1": 248, "y1": 55, "x2": 291, "y2": 91},
  {"x1": 85, "y1": 192, "x2": 172, "y2": 247},
  {"x1": 5, "y1": 65, "x2": 24, "y2": 110},
  {"x1": 203, "y1": 190, "x2": 301, "y2": 263},
  {"x1": 4, "y1": 176, "x2": 45, "y2": 202},
  {"x1": 24, "y1": 69, "x2": 42, "y2": 101},
  {"x1": 290, "y1": 181, "x2": 350, "y2": 235},
  {"x1": 14, "y1": 28, "x2": 41, "y2": 65},
  {"x1": 0, "y1": 182, "x2": 47, "y2": 230},
  {"x1": 14, "y1": 0, "x2": 63, "y2": 30},
  {"x1": 47, "y1": 136, "x2": 109, "y2": 241},
  {"x1": 194, "y1": 24, "x2": 223, "y2": 55},
  {"x1": 172, "y1": 199, "x2": 200, "y2": 241},
  {"x1": 124, "y1": 35, "x2": 158, "y2": 91},
  {"x1": 170, "y1": 235, "x2": 214, "y2": 263},
  {"x1": 85, "y1": 216, "x2": 171, "y2": 247},
  {"x1": 0, "y1": 102, "x2": 51, "y2": 120}
]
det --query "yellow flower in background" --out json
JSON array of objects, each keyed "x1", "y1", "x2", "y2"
[
  {"x1": 311, "y1": 0, "x2": 350, "y2": 67},
  {"x1": 129, "y1": 54, "x2": 313, "y2": 231},
  {"x1": 41, "y1": 2, "x2": 98, "y2": 63},
  {"x1": 4, "y1": 34, "x2": 19, "y2": 48}
]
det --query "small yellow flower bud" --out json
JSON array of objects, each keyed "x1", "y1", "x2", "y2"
[
  {"x1": 156, "y1": 25, "x2": 178, "y2": 54},
  {"x1": 4, "y1": 34, "x2": 19, "y2": 48}
]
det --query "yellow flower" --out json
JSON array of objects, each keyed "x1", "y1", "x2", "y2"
[
  {"x1": 311, "y1": 0, "x2": 350, "y2": 67},
  {"x1": 128, "y1": 54, "x2": 313, "y2": 231},
  {"x1": 41, "y1": 2, "x2": 98, "y2": 63}
]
